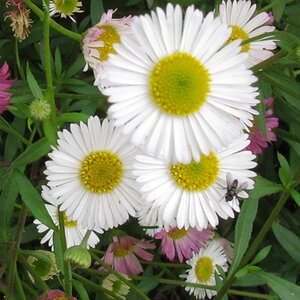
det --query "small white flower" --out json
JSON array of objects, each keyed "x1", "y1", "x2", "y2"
[
  {"x1": 102, "y1": 4, "x2": 259, "y2": 164},
  {"x1": 219, "y1": 0, "x2": 277, "y2": 67},
  {"x1": 49, "y1": 0, "x2": 83, "y2": 23},
  {"x1": 34, "y1": 186, "x2": 101, "y2": 250},
  {"x1": 44, "y1": 117, "x2": 142, "y2": 230},
  {"x1": 82, "y1": 9, "x2": 134, "y2": 86},
  {"x1": 181, "y1": 240, "x2": 228, "y2": 299},
  {"x1": 133, "y1": 134, "x2": 256, "y2": 230}
]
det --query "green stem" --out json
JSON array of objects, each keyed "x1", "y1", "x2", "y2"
[
  {"x1": 91, "y1": 253, "x2": 151, "y2": 300},
  {"x1": 14, "y1": 39, "x2": 25, "y2": 80},
  {"x1": 43, "y1": 0, "x2": 57, "y2": 124},
  {"x1": 0, "y1": 116, "x2": 30, "y2": 146},
  {"x1": 6, "y1": 205, "x2": 28, "y2": 299},
  {"x1": 214, "y1": 189, "x2": 292, "y2": 300},
  {"x1": 15, "y1": 271, "x2": 27, "y2": 300},
  {"x1": 140, "y1": 260, "x2": 187, "y2": 269},
  {"x1": 23, "y1": 0, "x2": 82, "y2": 42},
  {"x1": 228, "y1": 289, "x2": 276, "y2": 299},
  {"x1": 72, "y1": 273, "x2": 124, "y2": 300},
  {"x1": 80, "y1": 230, "x2": 92, "y2": 248},
  {"x1": 58, "y1": 211, "x2": 72, "y2": 296}
]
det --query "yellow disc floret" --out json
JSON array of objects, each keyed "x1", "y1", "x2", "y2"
[
  {"x1": 195, "y1": 256, "x2": 214, "y2": 282},
  {"x1": 63, "y1": 212, "x2": 77, "y2": 227},
  {"x1": 227, "y1": 25, "x2": 250, "y2": 52},
  {"x1": 149, "y1": 52, "x2": 211, "y2": 116},
  {"x1": 54, "y1": 0, "x2": 79, "y2": 14},
  {"x1": 80, "y1": 151, "x2": 123, "y2": 194},
  {"x1": 167, "y1": 228, "x2": 188, "y2": 240},
  {"x1": 114, "y1": 246, "x2": 132, "y2": 258},
  {"x1": 170, "y1": 152, "x2": 219, "y2": 191},
  {"x1": 95, "y1": 25, "x2": 120, "y2": 61}
]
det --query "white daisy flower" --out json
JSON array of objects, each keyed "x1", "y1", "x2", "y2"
[
  {"x1": 219, "y1": 0, "x2": 276, "y2": 68},
  {"x1": 82, "y1": 9, "x2": 134, "y2": 86},
  {"x1": 49, "y1": 0, "x2": 83, "y2": 23},
  {"x1": 102, "y1": 3, "x2": 259, "y2": 164},
  {"x1": 44, "y1": 117, "x2": 142, "y2": 230},
  {"x1": 34, "y1": 186, "x2": 101, "y2": 250},
  {"x1": 181, "y1": 240, "x2": 228, "y2": 299},
  {"x1": 133, "y1": 134, "x2": 256, "y2": 230}
]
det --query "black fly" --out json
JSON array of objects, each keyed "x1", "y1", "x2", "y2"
[{"x1": 224, "y1": 173, "x2": 248, "y2": 202}]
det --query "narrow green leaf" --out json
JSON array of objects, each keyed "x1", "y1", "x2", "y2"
[
  {"x1": 26, "y1": 64, "x2": 43, "y2": 99},
  {"x1": 272, "y1": 0, "x2": 287, "y2": 22},
  {"x1": 65, "y1": 55, "x2": 85, "y2": 78},
  {"x1": 54, "y1": 47, "x2": 62, "y2": 79},
  {"x1": 248, "y1": 175, "x2": 283, "y2": 199},
  {"x1": 250, "y1": 245, "x2": 272, "y2": 265},
  {"x1": 229, "y1": 195, "x2": 259, "y2": 276},
  {"x1": 277, "y1": 152, "x2": 292, "y2": 186},
  {"x1": 0, "y1": 171, "x2": 19, "y2": 240},
  {"x1": 53, "y1": 231, "x2": 64, "y2": 272},
  {"x1": 14, "y1": 169, "x2": 56, "y2": 230},
  {"x1": 90, "y1": 0, "x2": 104, "y2": 25},
  {"x1": 276, "y1": 128, "x2": 300, "y2": 145},
  {"x1": 11, "y1": 137, "x2": 50, "y2": 168},
  {"x1": 43, "y1": 120, "x2": 57, "y2": 146},
  {"x1": 272, "y1": 222, "x2": 300, "y2": 263},
  {"x1": 290, "y1": 189, "x2": 300, "y2": 206},
  {"x1": 72, "y1": 279, "x2": 90, "y2": 300},
  {"x1": 57, "y1": 112, "x2": 89, "y2": 124},
  {"x1": 255, "y1": 271, "x2": 300, "y2": 300}
]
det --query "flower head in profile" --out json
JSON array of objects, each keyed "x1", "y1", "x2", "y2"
[
  {"x1": 49, "y1": 0, "x2": 83, "y2": 22},
  {"x1": 246, "y1": 97, "x2": 279, "y2": 155},
  {"x1": 0, "y1": 62, "x2": 15, "y2": 113},
  {"x1": 45, "y1": 117, "x2": 142, "y2": 230},
  {"x1": 102, "y1": 274, "x2": 131, "y2": 299},
  {"x1": 5, "y1": 0, "x2": 32, "y2": 41},
  {"x1": 134, "y1": 134, "x2": 256, "y2": 230},
  {"x1": 181, "y1": 241, "x2": 228, "y2": 299},
  {"x1": 37, "y1": 289, "x2": 77, "y2": 300},
  {"x1": 102, "y1": 235, "x2": 155, "y2": 275},
  {"x1": 155, "y1": 227, "x2": 212, "y2": 262},
  {"x1": 34, "y1": 186, "x2": 101, "y2": 250},
  {"x1": 219, "y1": 0, "x2": 276, "y2": 67},
  {"x1": 102, "y1": 3, "x2": 258, "y2": 164},
  {"x1": 82, "y1": 9, "x2": 133, "y2": 86}
]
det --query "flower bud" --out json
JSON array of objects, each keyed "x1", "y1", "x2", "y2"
[
  {"x1": 29, "y1": 98, "x2": 51, "y2": 121},
  {"x1": 64, "y1": 245, "x2": 91, "y2": 268}
]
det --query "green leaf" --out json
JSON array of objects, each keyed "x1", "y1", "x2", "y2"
[
  {"x1": 255, "y1": 271, "x2": 300, "y2": 300},
  {"x1": 26, "y1": 64, "x2": 44, "y2": 99},
  {"x1": 72, "y1": 279, "x2": 90, "y2": 300},
  {"x1": 53, "y1": 231, "x2": 64, "y2": 272},
  {"x1": 90, "y1": 0, "x2": 104, "y2": 25},
  {"x1": 14, "y1": 169, "x2": 56, "y2": 230},
  {"x1": 0, "y1": 171, "x2": 19, "y2": 240},
  {"x1": 136, "y1": 276, "x2": 160, "y2": 293},
  {"x1": 234, "y1": 273, "x2": 266, "y2": 287},
  {"x1": 11, "y1": 138, "x2": 51, "y2": 168},
  {"x1": 57, "y1": 112, "x2": 90, "y2": 124},
  {"x1": 272, "y1": 0, "x2": 287, "y2": 22},
  {"x1": 277, "y1": 152, "x2": 292, "y2": 186},
  {"x1": 290, "y1": 189, "x2": 300, "y2": 206},
  {"x1": 65, "y1": 55, "x2": 85, "y2": 78},
  {"x1": 272, "y1": 222, "x2": 300, "y2": 263},
  {"x1": 248, "y1": 175, "x2": 283, "y2": 199},
  {"x1": 229, "y1": 195, "x2": 259, "y2": 276},
  {"x1": 54, "y1": 47, "x2": 62, "y2": 79},
  {"x1": 235, "y1": 267, "x2": 249, "y2": 278},
  {"x1": 43, "y1": 120, "x2": 57, "y2": 146},
  {"x1": 250, "y1": 245, "x2": 272, "y2": 265}
]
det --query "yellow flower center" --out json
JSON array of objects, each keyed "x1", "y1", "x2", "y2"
[
  {"x1": 149, "y1": 52, "x2": 211, "y2": 117},
  {"x1": 63, "y1": 212, "x2": 77, "y2": 227},
  {"x1": 114, "y1": 246, "x2": 132, "y2": 258},
  {"x1": 170, "y1": 152, "x2": 219, "y2": 191},
  {"x1": 80, "y1": 151, "x2": 123, "y2": 194},
  {"x1": 54, "y1": 0, "x2": 79, "y2": 14},
  {"x1": 167, "y1": 228, "x2": 188, "y2": 240},
  {"x1": 226, "y1": 25, "x2": 250, "y2": 52},
  {"x1": 94, "y1": 25, "x2": 120, "y2": 61},
  {"x1": 195, "y1": 256, "x2": 214, "y2": 282},
  {"x1": 53, "y1": 296, "x2": 69, "y2": 300}
]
